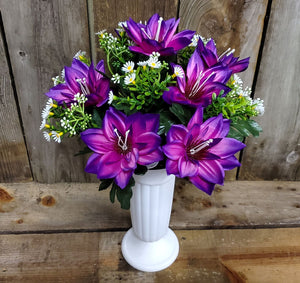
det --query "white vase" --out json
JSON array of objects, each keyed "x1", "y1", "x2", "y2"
[{"x1": 121, "y1": 169, "x2": 179, "y2": 272}]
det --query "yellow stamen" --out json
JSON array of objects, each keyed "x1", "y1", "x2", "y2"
[
  {"x1": 45, "y1": 124, "x2": 50, "y2": 129},
  {"x1": 49, "y1": 112, "x2": 54, "y2": 116}
]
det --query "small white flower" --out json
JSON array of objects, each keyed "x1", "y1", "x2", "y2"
[
  {"x1": 112, "y1": 73, "x2": 121, "y2": 83},
  {"x1": 173, "y1": 66, "x2": 184, "y2": 78},
  {"x1": 61, "y1": 69, "x2": 65, "y2": 79},
  {"x1": 52, "y1": 131, "x2": 62, "y2": 143},
  {"x1": 122, "y1": 61, "x2": 135, "y2": 73},
  {"x1": 252, "y1": 98, "x2": 265, "y2": 116},
  {"x1": 40, "y1": 119, "x2": 46, "y2": 130},
  {"x1": 147, "y1": 57, "x2": 161, "y2": 69},
  {"x1": 60, "y1": 117, "x2": 70, "y2": 129},
  {"x1": 95, "y1": 30, "x2": 107, "y2": 37},
  {"x1": 150, "y1": 52, "x2": 160, "y2": 59},
  {"x1": 73, "y1": 50, "x2": 86, "y2": 60},
  {"x1": 43, "y1": 131, "x2": 51, "y2": 142},
  {"x1": 108, "y1": 90, "x2": 114, "y2": 105},
  {"x1": 52, "y1": 75, "x2": 60, "y2": 86},
  {"x1": 137, "y1": 61, "x2": 148, "y2": 67},
  {"x1": 124, "y1": 73, "x2": 136, "y2": 85},
  {"x1": 118, "y1": 21, "x2": 127, "y2": 29},
  {"x1": 41, "y1": 106, "x2": 51, "y2": 119}
]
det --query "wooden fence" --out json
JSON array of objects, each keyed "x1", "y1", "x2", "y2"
[{"x1": 0, "y1": 0, "x2": 299, "y2": 183}]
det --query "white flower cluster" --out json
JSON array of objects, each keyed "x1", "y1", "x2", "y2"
[
  {"x1": 113, "y1": 52, "x2": 163, "y2": 86},
  {"x1": 190, "y1": 34, "x2": 212, "y2": 47},
  {"x1": 252, "y1": 98, "x2": 265, "y2": 116}
]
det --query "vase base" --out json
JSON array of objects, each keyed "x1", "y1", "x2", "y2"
[{"x1": 121, "y1": 228, "x2": 179, "y2": 272}]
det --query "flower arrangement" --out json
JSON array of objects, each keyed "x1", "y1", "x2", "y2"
[{"x1": 40, "y1": 14, "x2": 264, "y2": 209}]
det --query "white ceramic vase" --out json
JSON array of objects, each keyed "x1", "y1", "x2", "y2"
[{"x1": 121, "y1": 169, "x2": 179, "y2": 272}]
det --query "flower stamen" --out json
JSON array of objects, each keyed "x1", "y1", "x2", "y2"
[
  {"x1": 190, "y1": 139, "x2": 213, "y2": 155},
  {"x1": 114, "y1": 129, "x2": 130, "y2": 151},
  {"x1": 155, "y1": 17, "x2": 163, "y2": 41},
  {"x1": 76, "y1": 78, "x2": 90, "y2": 96}
]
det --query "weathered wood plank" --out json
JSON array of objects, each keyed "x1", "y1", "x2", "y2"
[
  {"x1": 179, "y1": 0, "x2": 268, "y2": 88},
  {"x1": 239, "y1": 0, "x2": 300, "y2": 180},
  {"x1": 0, "y1": 180, "x2": 299, "y2": 233},
  {"x1": 0, "y1": 0, "x2": 95, "y2": 183},
  {"x1": 0, "y1": 16, "x2": 32, "y2": 182},
  {"x1": 1, "y1": 228, "x2": 300, "y2": 282},
  {"x1": 179, "y1": 0, "x2": 268, "y2": 181},
  {"x1": 91, "y1": 0, "x2": 179, "y2": 62}
]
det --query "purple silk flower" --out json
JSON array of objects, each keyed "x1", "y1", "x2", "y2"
[
  {"x1": 123, "y1": 13, "x2": 195, "y2": 56},
  {"x1": 163, "y1": 44, "x2": 232, "y2": 107},
  {"x1": 81, "y1": 108, "x2": 163, "y2": 189},
  {"x1": 163, "y1": 107, "x2": 245, "y2": 195},
  {"x1": 45, "y1": 59, "x2": 110, "y2": 107},
  {"x1": 197, "y1": 38, "x2": 250, "y2": 74}
]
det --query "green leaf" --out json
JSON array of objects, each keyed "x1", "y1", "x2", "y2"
[
  {"x1": 74, "y1": 146, "x2": 92, "y2": 156},
  {"x1": 116, "y1": 178, "x2": 134, "y2": 210},
  {"x1": 110, "y1": 184, "x2": 117, "y2": 203},
  {"x1": 169, "y1": 103, "x2": 194, "y2": 125},
  {"x1": 134, "y1": 164, "x2": 148, "y2": 175},
  {"x1": 158, "y1": 111, "x2": 174, "y2": 135},
  {"x1": 92, "y1": 108, "x2": 102, "y2": 128},
  {"x1": 99, "y1": 179, "x2": 113, "y2": 191}
]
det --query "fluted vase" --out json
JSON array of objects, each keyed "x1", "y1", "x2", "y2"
[{"x1": 121, "y1": 169, "x2": 179, "y2": 272}]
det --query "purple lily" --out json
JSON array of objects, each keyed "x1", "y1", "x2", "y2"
[
  {"x1": 197, "y1": 38, "x2": 250, "y2": 73},
  {"x1": 80, "y1": 108, "x2": 163, "y2": 189},
  {"x1": 45, "y1": 59, "x2": 110, "y2": 107},
  {"x1": 123, "y1": 13, "x2": 195, "y2": 56},
  {"x1": 163, "y1": 46, "x2": 232, "y2": 107},
  {"x1": 163, "y1": 107, "x2": 245, "y2": 195}
]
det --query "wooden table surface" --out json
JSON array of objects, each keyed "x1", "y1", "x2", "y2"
[{"x1": 1, "y1": 180, "x2": 300, "y2": 282}]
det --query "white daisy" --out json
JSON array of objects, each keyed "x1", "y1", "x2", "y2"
[
  {"x1": 52, "y1": 131, "x2": 63, "y2": 143},
  {"x1": 173, "y1": 66, "x2": 184, "y2": 78},
  {"x1": 124, "y1": 73, "x2": 136, "y2": 85},
  {"x1": 40, "y1": 119, "x2": 46, "y2": 130},
  {"x1": 122, "y1": 61, "x2": 135, "y2": 73},
  {"x1": 43, "y1": 131, "x2": 51, "y2": 142},
  {"x1": 73, "y1": 50, "x2": 86, "y2": 60},
  {"x1": 41, "y1": 106, "x2": 51, "y2": 119},
  {"x1": 147, "y1": 57, "x2": 161, "y2": 69},
  {"x1": 108, "y1": 90, "x2": 114, "y2": 105}
]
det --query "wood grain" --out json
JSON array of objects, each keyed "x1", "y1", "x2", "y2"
[
  {"x1": 179, "y1": 0, "x2": 268, "y2": 181},
  {"x1": 179, "y1": 0, "x2": 268, "y2": 87},
  {"x1": 92, "y1": 0, "x2": 179, "y2": 62},
  {"x1": 0, "y1": 0, "x2": 96, "y2": 183},
  {"x1": 0, "y1": 180, "x2": 299, "y2": 233},
  {"x1": 239, "y1": 0, "x2": 300, "y2": 181},
  {"x1": 1, "y1": 228, "x2": 300, "y2": 282},
  {"x1": 0, "y1": 17, "x2": 32, "y2": 182}
]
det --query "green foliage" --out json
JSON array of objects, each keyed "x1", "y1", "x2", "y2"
[
  {"x1": 227, "y1": 118, "x2": 262, "y2": 141},
  {"x1": 99, "y1": 178, "x2": 113, "y2": 191},
  {"x1": 109, "y1": 178, "x2": 135, "y2": 209}
]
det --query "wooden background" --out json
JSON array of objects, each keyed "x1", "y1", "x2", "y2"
[{"x1": 0, "y1": 0, "x2": 299, "y2": 183}]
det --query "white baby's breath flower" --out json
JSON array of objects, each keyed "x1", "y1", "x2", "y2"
[
  {"x1": 122, "y1": 61, "x2": 135, "y2": 73},
  {"x1": 150, "y1": 52, "x2": 160, "y2": 59},
  {"x1": 52, "y1": 76, "x2": 60, "y2": 86},
  {"x1": 112, "y1": 73, "x2": 121, "y2": 84},
  {"x1": 43, "y1": 131, "x2": 51, "y2": 142},
  {"x1": 252, "y1": 98, "x2": 265, "y2": 116},
  {"x1": 124, "y1": 73, "x2": 136, "y2": 85}
]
